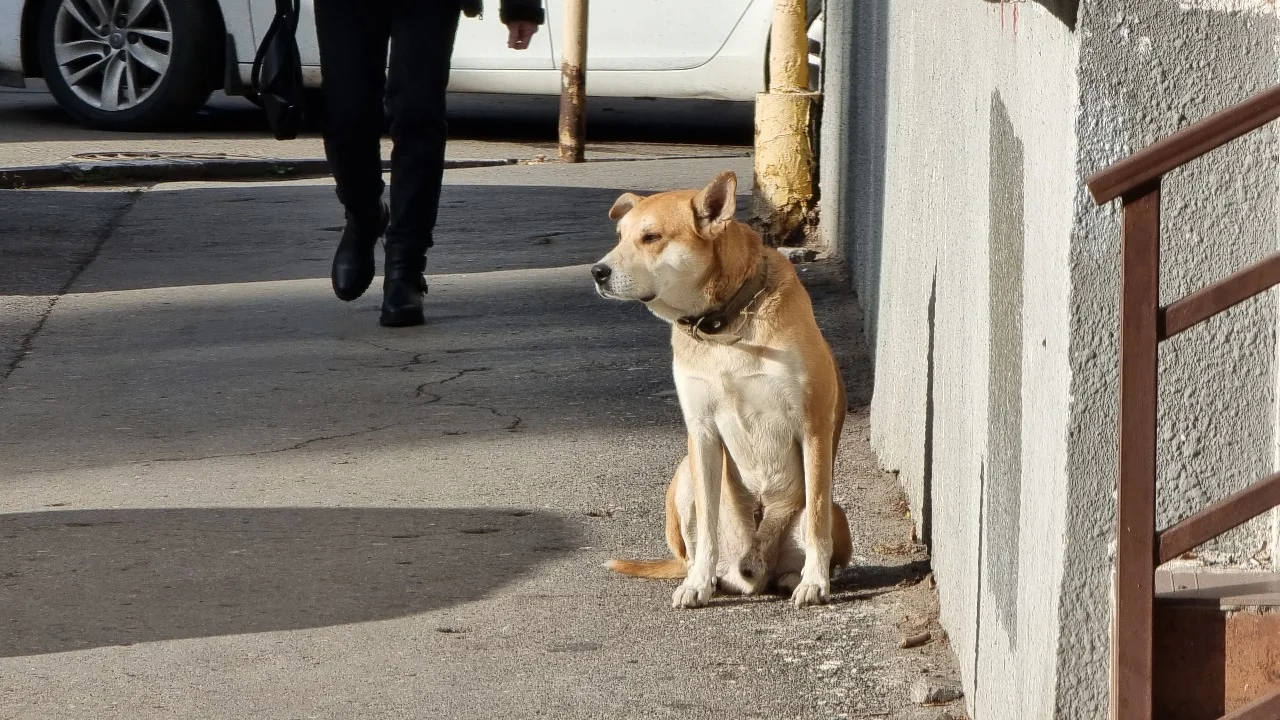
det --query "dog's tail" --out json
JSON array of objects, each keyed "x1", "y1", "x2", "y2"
[
  {"x1": 606, "y1": 557, "x2": 687, "y2": 579},
  {"x1": 608, "y1": 461, "x2": 692, "y2": 580}
]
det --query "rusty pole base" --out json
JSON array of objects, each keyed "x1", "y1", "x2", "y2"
[
  {"x1": 558, "y1": 61, "x2": 587, "y2": 164},
  {"x1": 557, "y1": 0, "x2": 588, "y2": 163},
  {"x1": 751, "y1": 90, "x2": 819, "y2": 247}
]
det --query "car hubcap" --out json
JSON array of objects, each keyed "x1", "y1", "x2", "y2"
[{"x1": 53, "y1": 0, "x2": 173, "y2": 112}]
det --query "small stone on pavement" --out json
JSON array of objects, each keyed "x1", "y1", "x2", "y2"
[
  {"x1": 911, "y1": 677, "x2": 964, "y2": 705},
  {"x1": 899, "y1": 631, "x2": 931, "y2": 649}
]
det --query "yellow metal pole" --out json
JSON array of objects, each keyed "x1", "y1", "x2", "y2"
[
  {"x1": 769, "y1": 0, "x2": 809, "y2": 91},
  {"x1": 752, "y1": 0, "x2": 818, "y2": 246},
  {"x1": 558, "y1": 0, "x2": 588, "y2": 163}
]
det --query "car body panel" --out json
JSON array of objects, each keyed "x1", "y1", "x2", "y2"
[
  {"x1": 248, "y1": 0, "x2": 319, "y2": 66},
  {"x1": 452, "y1": 7, "x2": 555, "y2": 70},
  {"x1": 248, "y1": 0, "x2": 558, "y2": 71},
  {"x1": 541, "y1": 0, "x2": 757, "y2": 72},
  {"x1": 0, "y1": 0, "x2": 25, "y2": 76},
  {"x1": 220, "y1": 0, "x2": 257, "y2": 75},
  {"x1": 4, "y1": 0, "x2": 771, "y2": 101},
  {"x1": 242, "y1": 0, "x2": 770, "y2": 101}
]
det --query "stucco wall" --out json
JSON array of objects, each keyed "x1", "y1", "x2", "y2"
[
  {"x1": 1057, "y1": 4, "x2": 1278, "y2": 718},
  {"x1": 823, "y1": 0, "x2": 1279, "y2": 718},
  {"x1": 827, "y1": 1, "x2": 1079, "y2": 717}
]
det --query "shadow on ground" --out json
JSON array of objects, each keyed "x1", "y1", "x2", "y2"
[
  {"x1": 708, "y1": 557, "x2": 931, "y2": 609},
  {"x1": 0, "y1": 89, "x2": 752, "y2": 147},
  {"x1": 0, "y1": 506, "x2": 577, "y2": 658},
  {"x1": 0, "y1": 179, "x2": 869, "y2": 483},
  {"x1": 0, "y1": 184, "x2": 629, "y2": 296},
  {"x1": 833, "y1": 558, "x2": 931, "y2": 598},
  {"x1": 0, "y1": 184, "x2": 752, "y2": 296}
]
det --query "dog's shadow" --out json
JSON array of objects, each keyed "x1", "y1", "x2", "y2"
[
  {"x1": 705, "y1": 558, "x2": 932, "y2": 608},
  {"x1": 831, "y1": 558, "x2": 931, "y2": 599}
]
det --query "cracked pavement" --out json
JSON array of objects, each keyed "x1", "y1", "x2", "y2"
[{"x1": 0, "y1": 157, "x2": 962, "y2": 719}]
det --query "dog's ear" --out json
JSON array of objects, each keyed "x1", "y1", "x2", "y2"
[
  {"x1": 692, "y1": 171, "x2": 737, "y2": 231},
  {"x1": 609, "y1": 192, "x2": 644, "y2": 221}
]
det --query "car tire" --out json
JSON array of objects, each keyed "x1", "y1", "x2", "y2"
[{"x1": 38, "y1": 0, "x2": 220, "y2": 131}]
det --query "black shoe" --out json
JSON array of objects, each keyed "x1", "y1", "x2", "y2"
[
  {"x1": 331, "y1": 202, "x2": 389, "y2": 301},
  {"x1": 379, "y1": 243, "x2": 427, "y2": 328}
]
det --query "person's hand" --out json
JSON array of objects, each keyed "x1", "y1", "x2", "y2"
[{"x1": 506, "y1": 21, "x2": 538, "y2": 50}]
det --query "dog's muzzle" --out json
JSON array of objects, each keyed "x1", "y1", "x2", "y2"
[{"x1": 591, "y1": 263, "x2": 616, "y2": 298}]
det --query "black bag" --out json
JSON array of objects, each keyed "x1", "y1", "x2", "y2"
[{"x1": 251, "y1": 0, "x2": 305, "y2": 141}]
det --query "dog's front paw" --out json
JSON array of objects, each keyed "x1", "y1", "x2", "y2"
[
  {"x1": 791, "y1": 579, "x2": 830, "y2": 608},
  {"x1": 671, "y1": 581, "x2": 714, "y2": 609}
]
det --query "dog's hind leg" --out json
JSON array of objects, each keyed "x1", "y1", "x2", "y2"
[
  {"x1": 831, "y1": 501, "x2": 853, "y2": 569},
  {"x1": 667, "y1": 457, "x2": 693, "y2": 565},
  {"x1": 672, "y1": 431, "x2": 725, "y2": 609},
  {"x1": 741, "y1": 492, "x2": 803, "y2": 595},
  {"x1": 714, "y1": 451, "x2": 768, "y2": 595},
  {"x1": 775, "y1": 499, "x2": 852, "y2": 595}
]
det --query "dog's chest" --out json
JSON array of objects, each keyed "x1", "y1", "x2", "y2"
[{"x1": 676, "y1": 346, "x2": 807, "y2": 485}]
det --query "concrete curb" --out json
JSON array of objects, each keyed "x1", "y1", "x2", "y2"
[{"x1": 0, "y1": 157, "x2": 518, "y2": 190}]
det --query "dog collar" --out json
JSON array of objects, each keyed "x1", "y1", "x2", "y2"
[{"x1": 676, "y1": 256, "x2": 769, "y2": 341}]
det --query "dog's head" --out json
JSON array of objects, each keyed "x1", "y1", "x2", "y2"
[{"x1": 591, "y1": 171, "x2": 738, "y2": 310}]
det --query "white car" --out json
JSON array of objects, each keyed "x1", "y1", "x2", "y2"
[{"x1": 0, "y1": 0, "x2": 821, "y2": 131}]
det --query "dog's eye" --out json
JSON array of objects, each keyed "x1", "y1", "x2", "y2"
[{"x1": 641, "y1": 233, "x2": 661, "y2": 244}]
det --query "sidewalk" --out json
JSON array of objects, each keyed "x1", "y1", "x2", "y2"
[{"x1": 0, "y1": 157, "x2": 960, "y2": 720}]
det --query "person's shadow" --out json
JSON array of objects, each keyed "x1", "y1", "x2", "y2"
[{"x1": 0, "y1": 506, "x2": 576, "y2": 658}]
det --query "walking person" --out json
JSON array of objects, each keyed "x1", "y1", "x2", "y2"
[{"x1": 317, "y1": 0, "x2": 543, "y2": 327}]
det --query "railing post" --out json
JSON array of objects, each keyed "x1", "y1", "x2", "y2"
[{"x1": 1113, "y1": 180, "x2": 1161, "y2": 720}]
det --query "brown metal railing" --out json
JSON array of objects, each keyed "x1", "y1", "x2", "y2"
[{"x1": 1086, "y1": 85, "x2": 1280, "y2": 720}]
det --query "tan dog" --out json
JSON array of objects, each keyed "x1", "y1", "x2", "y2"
[{"x1": 592, "y1": 171, "x2": 852, "y2": 608}]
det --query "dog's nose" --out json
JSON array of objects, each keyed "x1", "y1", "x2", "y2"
[{"x1": 591, "y1": 264, "x2": 612, "y2": 284}]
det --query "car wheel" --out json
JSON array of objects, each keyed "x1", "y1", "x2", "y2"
[{"x1": 38, "y1": 0, "x2": 220, "y2": 131}]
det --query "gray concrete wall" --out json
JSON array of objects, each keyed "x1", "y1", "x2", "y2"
[
  {"x1": 822, "y1": 0, "x2": 1279, "y2": 718},
  {"x1": 827, "y1": 1, "x2": 1079, "y2": 717}
]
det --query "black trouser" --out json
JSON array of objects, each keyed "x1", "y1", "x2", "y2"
[{"x1": 314, "y1": 0, "x2": 460, "y2": 263}]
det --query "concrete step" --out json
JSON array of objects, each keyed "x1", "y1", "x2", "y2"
[{"x1": 1153, "y1": 569, "x2": 1280, "y2": 720}]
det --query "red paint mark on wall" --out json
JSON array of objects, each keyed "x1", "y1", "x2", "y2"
[{"x1": 990, "y1": 0, "x2": 1021, "y2": 37}]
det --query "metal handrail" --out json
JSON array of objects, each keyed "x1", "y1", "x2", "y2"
[
  {"x1": 1087, "y1": 84, "x2": 1280, "y2": 720},
  {"x1": 1088, "y1": 85, "x2": 1280, "y2": 204}
]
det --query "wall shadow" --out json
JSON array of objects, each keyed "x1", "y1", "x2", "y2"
[
  {"x1": 985, "y1": 90, "x2": 1025, "y2": 649},
  {"x1": 0, "y1": 506, "x2": 577, "y2": 658},
  {"x1": 841, "y1": 0, "x2": 890, "y2": 365},
  {"x1": 1034, "y1": 0, "x2": 1079, "y2": 30}
]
